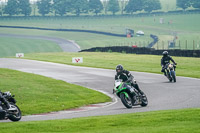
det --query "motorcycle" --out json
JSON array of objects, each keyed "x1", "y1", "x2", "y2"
[
  {"x1": 113, "y1": 79, "x2": 148, "y2": 108},
  {"x1": 0, "y1": 91, "x2": 22, "y2": 122},
  {"x1": 165, "y1": 63, "x2": 176, "y2": 82}
]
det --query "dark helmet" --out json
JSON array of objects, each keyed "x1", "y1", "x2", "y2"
[
  {"x1": 116, "y1": 64, "x2": 123, "y2": 74},
  {"x1": 162, "y1": 51, "x2": 168, "y2": 57}
]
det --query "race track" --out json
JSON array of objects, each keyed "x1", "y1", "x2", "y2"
[
  {"x1": 0, "y1": 58, "x2": 200, "y2": 122},
  {"x1": 0, "y1": 33, "x2": 80, "y2": 52}
]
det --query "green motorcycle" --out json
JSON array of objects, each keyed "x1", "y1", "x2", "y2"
[{"x1": 113, "y1": 79, "x2": 148, "y2": 108}]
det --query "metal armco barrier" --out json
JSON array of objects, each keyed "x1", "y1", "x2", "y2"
[{"x1": 0, "y1": 25, "x2": 126, "y2": 37}]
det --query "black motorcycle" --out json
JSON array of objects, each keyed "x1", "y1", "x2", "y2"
[
  {"x1": 113, "y1": 80, "x2": 148, "y2": 108},
  {"x1": 0, "y1": 91, "x2": 22, "y2": 122}
]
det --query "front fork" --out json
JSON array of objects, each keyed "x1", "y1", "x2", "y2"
[
  {"x1": 169, "y1": 69, "x2": 175, "y2": 77},
  {"x1": 123, "y1": 90, "x2": 140, "y2": 105},
  {"x1": 122, "y1": 92, "x2": 129, "y2": 98}
]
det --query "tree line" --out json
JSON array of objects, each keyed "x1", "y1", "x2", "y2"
[{"x1": 0, "y1": 0, "x2": 200, "y2": 17}]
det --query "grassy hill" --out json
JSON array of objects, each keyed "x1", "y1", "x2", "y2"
[
  {"x1": 0, "y1": 13, "x2": 200, "y2": 52},
  {"x1": 160, "y1": 0, "x2": 177, "y2": 11},
  {"x1": 0, "y1": 0, "x2": 199, "y2": 56},
  {"x1": 0, "y1": 37, "x2": 62, "y2": 57}
]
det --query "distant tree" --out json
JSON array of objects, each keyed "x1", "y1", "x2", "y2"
[
  {"x1": 176, "y1": 0, "x2": 191, "y2": 10},
  {"x1": 0, "y1": 2, "x2": 5, "y2": 16},
  {"x1": 71, "y1": 0, "x2": 88, "y2": 16},
  {"x1": 120, "y1": 0, "x2": 128, "y2": 15},
  {"x1": 37, "y1": 0, "x2": 52, "y2": 16},
  {"x1": 53, "y1": 0, "x2": 65, "y2": 16},
  {"x1": 89, "y1": 0, "x2": 103, "y2": 15},
  {"x1": 144, "y1": 0, "x2": 161, "y2": 13},
  {"x1": 125, "y1": 0, "x2": 144, "y2": 14},
  {"x1": 18, "y1": 0, "x2": 31, "y2": 16},
  {"x1": 102, "y1": 0, "x2": 109, "y2": 15},
  {"x1": 53, "y1": 0, "x2": 71, "y2": 16},
  {"x1": 4, "y1": 0, "x2": 19, "y2": 16},
  {"x1": 32, "y1": 1, "x2": 37, "y2": 16},
  {"x1": 107, "y1": 0, "x2": 120, "y2": 15},
  {"x1": 190, "y1": 0, "x2": 200, "y2": 9}
]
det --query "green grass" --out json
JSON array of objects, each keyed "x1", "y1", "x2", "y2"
[
  {"x1": 0, "y1": 68, "x2": 111, "y2": 115},
  {"x1": 1, "y1": 14, "x2": 200, "y2": 50},
  {"x1": 160, "y1": 0, "x2": 176, "y2": 11},
  {"x1": 0, "y1": 108, "x2": 199, "y2": 133},
  {"x1": 0, "y1": 37, "x2": 62, "y2": 57},
  {"x1": 1, "y1": 14, "x2": 200, "y2": 32},
  {"x1": 0, "y1": 27, "x2": 151, "y2": 50},
  {"x1": 22, "y1": 52, "x2": 200, "y2": 79}
]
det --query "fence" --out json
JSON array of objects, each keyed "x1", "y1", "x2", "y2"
[
  {"x1": 81, "y1": 46, "x2": 200, "y2": 57},
  {"x1": 154, "y1": 40, "x2": 200, "y2": 50},
  {"x1": 105, "y1": 40, "x2": 200, "y2": 50}
]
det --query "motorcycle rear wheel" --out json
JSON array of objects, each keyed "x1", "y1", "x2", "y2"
[{"x1": 120, "y1": 93, "x2": 132, "y2": 108}]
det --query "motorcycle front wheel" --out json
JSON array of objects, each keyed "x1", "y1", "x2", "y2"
[
  {"x1": 120, "y1": 93, "x2": 132, "y2": 108},
  {"x1": 8, "y1": 104, "x2": 22, "y2": 122},
  {"x1": 167, "y1": 73, "x2": 172, "y2": 82},
  {"x1": 171, "y1": 71, "x2": 176, "y2": 82}
]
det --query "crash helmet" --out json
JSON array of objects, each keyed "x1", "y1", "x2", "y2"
[
  {"x1": 116, "y1": 64, "x2": 123, "y2": 74},
  {"x1": 162, "y1": 51, "x2": 168, "y2": 57}
]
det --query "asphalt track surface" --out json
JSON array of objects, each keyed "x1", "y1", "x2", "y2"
[
  {"x1": 0, "y1": 58, "x2": 200, "y2": 122},
  {"x1": 0, "y1": 33, "x2": 81, "y2": 52}
]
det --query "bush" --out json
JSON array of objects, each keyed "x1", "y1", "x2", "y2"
[{"x1": 108, "y1": 49, "x2": 112, "y2": 53}]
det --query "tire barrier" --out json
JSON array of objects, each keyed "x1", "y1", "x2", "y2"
[
  {"x1": 81, "y1": 46, "x2": 200, "y2": 57},
  {"x1": 147, "y1": 34, "x2": 158, "y2": 48},
  {"x1": 0, "y1": 25, "x2": 126, "y2": 37}
]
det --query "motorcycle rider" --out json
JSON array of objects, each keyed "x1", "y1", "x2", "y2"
[
  {"x1": 0, "y1": 92, "x2": 8, "y2": 119},
  {"x1": 114, "y1": 64, "x2": 144, "y2": 96},
  {"x1": 0, "y1": 108, "x2": 6, "y2": 120},
  {"x1": 0, "y1": 103, "x2": 6, "y2": 120},
  {"x1": 161, "y1": 51, "x2": 177, "y2": 76}
]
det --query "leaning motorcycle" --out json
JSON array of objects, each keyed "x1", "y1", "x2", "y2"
[
  {"x1": 0, "y1": 91, "x2": 22, "y2": 122},
  {"x1": 113, "y1": 80, "x2": 148, "y2": 108},
  {"x1": 165, "y1": 63, "x2": 176, "y2": 82}
]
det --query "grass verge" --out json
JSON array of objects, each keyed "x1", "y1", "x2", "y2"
[
  {"x1": 22, "y1": 52, "x2": 200, "y2": 78},
  {"x1": 0, "y1": 37, "x2": 62, "y2": 57},
  {"x1": 0, "y1": 108, "x2": 199, "y2": 133},
  {"x1": 0, "y1": 68, "x2": 111, "y2": 115}
]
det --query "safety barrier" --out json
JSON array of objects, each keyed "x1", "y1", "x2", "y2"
[
  {"x1": 0, "y1": 25, "x2": 126, "y2": 37},
  {"x1": 81, "y1": 46, "x2": 200, "y2": 57}
]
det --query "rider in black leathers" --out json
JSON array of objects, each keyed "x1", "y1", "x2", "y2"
[
  {"x1": 0, "y1": 91, "x2": 10, "y2": 119},
  {"x1": 161, "y1": 51, "x2": 177, "y2": 76},
  {"x1": 0, "y1": 106, "x2": 6, "y2": 120},
  {"x1": 115, "y1": 64, "x2": 144, "y2": 96}
]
